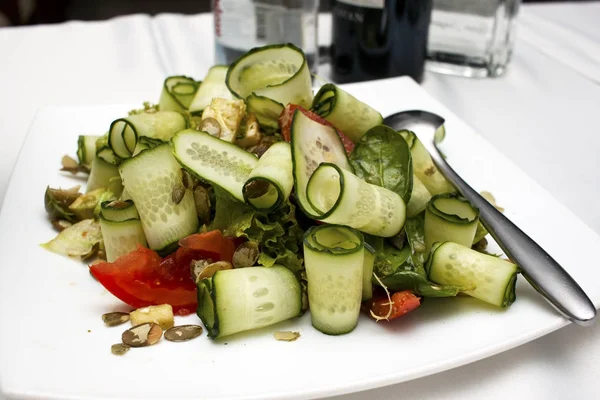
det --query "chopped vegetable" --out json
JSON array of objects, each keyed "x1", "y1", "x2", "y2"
[
  {"x1": 44, "y1": 185, "x2": 81, "y2": 222},
  {"x1": 365, "y1": 291, "x2": 421, "y2": 321},
  {"x1": 89, "y1": 246, "x2": 199, "y2": 315},
  {"x1": 41, "y1": 219, "x2": 103, "y2": 259},
  {"x1": 130, "y1": 304, "x2": 174, "y2": 330},
  {"x1": 201, "y1": 97, "x2": 246, "y2": 143}
]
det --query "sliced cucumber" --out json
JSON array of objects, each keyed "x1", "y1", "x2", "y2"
[
  {"x1": 189, "y1": 66, "x2": 232, "y2": 113},
  {"x1": 362, "y1": 243, "x2": 376, "y2": 301},
  {"x1": 406, "y1": 175, "x2": 432, "y2": 217},
  {"x1": 109, "y1": 111, "x2": 188, "y2": 158},
  {"x1": 424, "y1": 193, "x2": 479, "y2": 253},
  {"x1": 119, "y1": 144, "x2": 198, "y2": 251},
  {"x1": 399, "y1": 130, "x2": 455, "y2": 195},
  {"x1": 311, "y1": 83, "x2": 383, "y2": 143},
  {"x1": 96, "y1": 134, "x2": 121, "y2": 165},
  {"x1": 427, "y1": 242, "x2": 518, "y2": 308},
  {"x1": 77, "y1": 135, "x2": 100, "y2": 166},
  {"x1": 100, "y1": 215, "x2": 147, "y2": 262},
  {"x1": 246, "y1": 94, "x2": 284, "y2": 132},
  {"x1": 290, "y1": 109, "x2": 351, "y2": 216},
  {"x1": 303, "y1": 225, "x2": 364, "y2": 335},
  {"x1": 226, "y1": 44, "x2": 313, "y2": 108},
  {"x1": 100, "y1": 199, "x2": 139, "y2": 221},
  {"x1": 306, "y1": 163, "x2": 406, "y2": 237},
  {"x1": 242, "y1": 142, "x2": 293, "y2": 212},
  {"x1": 132, "y1": 136, "x2": 166, "y2": 156},
  {"x1": 172, "y1": 129, "x2": 258, "y2": 202},
  {"x1": 197, "y1": 265, "x2": 302, "y2": 339},
  {"x1": 159, "y1": 75, "x2": 199, "y2": 112},
  {"x1": 86, "y1": 156, "x2": 122, "y2": 194}
]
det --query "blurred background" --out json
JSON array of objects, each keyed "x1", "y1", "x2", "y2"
[{"x1": 0, "y1": 0, "x2": 593, "y2": 27}]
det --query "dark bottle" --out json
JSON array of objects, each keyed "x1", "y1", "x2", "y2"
[{"x1": 331, "y1": 0, "x2": 433, "y2": 83}]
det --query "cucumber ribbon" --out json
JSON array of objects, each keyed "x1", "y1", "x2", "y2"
[{"x1": 312, "y1": 83, "x2": 383, "y2": 144}]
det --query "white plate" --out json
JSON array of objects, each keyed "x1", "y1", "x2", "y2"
[{"x1": 0, "y1": 77, "x2": 598, "y2": 400}]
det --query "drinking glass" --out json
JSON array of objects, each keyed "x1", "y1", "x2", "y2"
[{"x1": 426, "y1": 0, "x2": 521, "y2": 78}]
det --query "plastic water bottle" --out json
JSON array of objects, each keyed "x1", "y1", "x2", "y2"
[{"x1": 212, "y1": 0, "x2": 320, "y2": 72}]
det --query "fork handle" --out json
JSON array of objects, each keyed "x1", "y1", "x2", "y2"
[{"x1": 430, "y1": 143, "x2": 596, "y2": 326}]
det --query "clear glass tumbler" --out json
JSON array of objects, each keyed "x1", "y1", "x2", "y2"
[
  {"x1": 426, "y1": 0, "x2": 521, "y2": 78},
  {"x1": 213, "y1": 0, "x2": 320, "y2": 72}
]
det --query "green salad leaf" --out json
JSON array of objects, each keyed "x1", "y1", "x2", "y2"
[
  {"x1": 374, "y1": 215, "x2": 462, "y2": 297},
  {"x1": 211, "y1": 187, "x2": 304, "y2": 273},
  {"x1": 349, "y1": 125, "x2": 413, "y2": 203}
]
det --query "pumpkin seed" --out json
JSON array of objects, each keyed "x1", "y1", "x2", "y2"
[
  {"x1": 190, "y1": 259, "x2": 211, "y2": 283},
  {"x1": 389, "y1": 230, "x2": 406, "y2": 250},
  {"x1": 102, "y1": 311, "x2": 130, "y2": 327},
  {"x1": 274, "y1": 331, "x2": 300, "y2": 342},
  {"x1": 199, "y1": 117, "x2": 222, "y2": 137},
  {"x1": 181, "y1": 169, "x2": 197, "y2": 190},
  {"x1": 111, "y1": 343, "x2": 130, "y2": 356},
  {"x1": 232, "y1": 241, "x2": 259, "y2": 268},
  {"x1": 243, "y1": 179, "x2": 270, "y2": 199},
  {"x1": 193, "y1": 186, "x2": 211, "y2": 224},
  {"x1": 60, "y1": 155, "x2": 90, "y2": 174},
  {"x1": 171, "y1": 184, "x2": 186, "y2": 205},
  {"x1": 196, "y1": 261, "x2": 233, "y2": 281},
  {"x1": 104, "y1": 200, "x2": 130, "y2": 209},
  {"x1": 164, "y1": 325, "x2": 203, "y2": 342},
  {"x1": 122, "y1": 322, "x2": 162, "y2": 347}
]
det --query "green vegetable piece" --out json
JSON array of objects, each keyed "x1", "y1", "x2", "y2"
[
  {"x1": 311, "y1": 83, "x2": 383, "y2": 143},
  {"x1": 159, "y1": 76, "x2": 200, "y2": 112},
  {"x1": 349, "y1": 125, "x2": 413, "y2": 204},
  {"x1": 68, "y1": 188, "x2": 114, "y2": 221},
  {"x1": 427, "y1": 242, "x2": 519, "y2": 307},
  {"x1": 44, "y1": 186, "x2": 81, "y2": 222},
  {"x1": 41, "y1": 219, "x2": 103, "y2": 259},
  {"x1": 424, "y1": 193, "x2": 479, "y2": 253},
  {"x1": 211, "y1": 187, "x2": 304, "y2": 273}
]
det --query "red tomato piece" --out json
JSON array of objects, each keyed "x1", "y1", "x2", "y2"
[
  {"x1": 178, "y1": 230, "x2": 237, "y2": 264},
  {"x1": 90, "y1": 246, "x2": 198, "y2": 315},
  {"x1": 366, "y1": 290, "x2": 421, "y2": 321},
  {"x1": 278, "y1": 104, "x2": 355, "y2": 154}
]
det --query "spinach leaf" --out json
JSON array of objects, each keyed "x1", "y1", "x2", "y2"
[
  {"x1": 349, "y1": 125, "x2": 413, "y2": 203},
  {"x1": 404, "y1": 214, "x2": 427, "y2": 271}
]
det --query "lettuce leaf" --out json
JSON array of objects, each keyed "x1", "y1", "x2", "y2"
[{"x1": 211, "y1": 187, "x2": 304, "y2": 273}]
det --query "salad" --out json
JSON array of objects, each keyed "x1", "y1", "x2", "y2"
[{"x1": 42, "y1": 44, "x2": 519, "y2": 345}]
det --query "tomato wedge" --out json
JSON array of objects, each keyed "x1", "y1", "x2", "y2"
[
  {"x1": 279, "y1": 104, "x2": 355, "y2": 154},
  {"x1": 90, "y1": 231, "x2": 238, "y2": 315},
  {"x1": 90, "y1": 246, "x2": 198, "y2": 315},
  {"x1": 365, "y1": 290, "x2": 421, "y2": 321},
  {"x1": 178, "y1": 230, "x2": 236, "y2": 263}
]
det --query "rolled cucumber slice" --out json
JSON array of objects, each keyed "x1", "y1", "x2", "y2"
[
  {"x1": 159, "y1": 75, "x2": 199, "y2": 112},
  {"x1": 100, "y1": 216, "x2": 147, "y2": 262},
  {"x1": 77, "y1": 135, "x2": 100, "y2": 166},
  {"x1": 109, "y1": 111, "x2": 188, "y2": 159},
  {"x1": 427, "y1": 242, "x2": 518, "y2": 308},
  {"x1": 306, "y1": 163, "x2": 406, "y2": 237},
  {"x1": 119, "y1": 144, "x2": 198, "y2": 252},
  {"x1": 246, "y1": 94, "x2": 284, "y2": 132},
  {"x1": 197, "y1": 265, "x2": 302, "y2": 339},
  {"x1": 242, "y1": 141, "x2": 293, "y2": 212},
  {"x1": 86, "y1": 156, "x2": 123, "y2": 195},
  {"x1": 399, "y1": 130, "x2": 455, "y2": 195},
  {"x1": 424, "y1": 193, "x2": 479, "y2": 253},
  {"x1": 311, "y1": 83, "x2": 383, "y2": 143},
  {"x1": 304, "y1": 225, "x2": 365, "y2": 335},
  {"x1": 362, "y1": 243, "x2": 376, "y2": 301},
  {"x1": 406, "y1": 175, "x2": 432, "y2": 217},
  {"x1": 100, "y1": 199, "x2": 139, "y2": 221},
  {"x1": 189, "y1": 65, "x2": 232, "y2": 113},
  {"x1": 172, "y1": 129, "x2": 258, "y2": 202},
  {"x1": 290, "y1": 109, "x2": 352, "y2": 216},
  {"x1": 226, "y1": 44, "x2": 313, "y2": 108}
]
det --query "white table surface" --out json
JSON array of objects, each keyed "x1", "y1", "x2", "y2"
[{"x1": 1, "y1": 2, "x2": 600, "y2": 399}]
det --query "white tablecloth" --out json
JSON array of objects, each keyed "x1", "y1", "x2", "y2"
[{"x1": 1, "y1": 2, "x2": 600, "y2": 399}]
